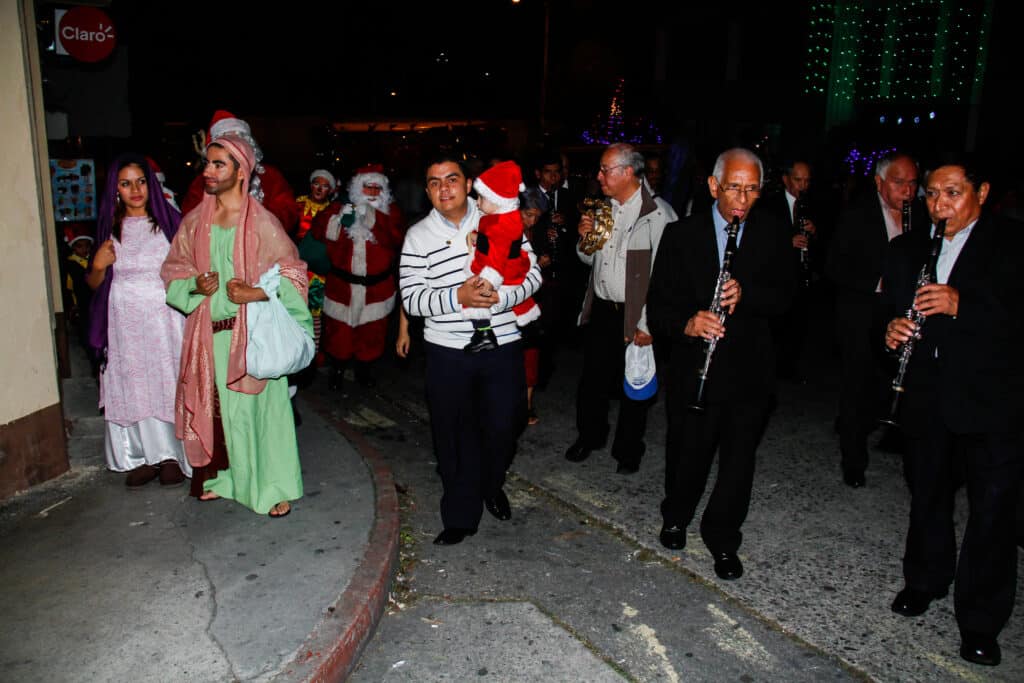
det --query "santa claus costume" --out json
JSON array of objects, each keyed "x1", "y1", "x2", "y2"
[
  {"x1": 312, "y1": 164, "x2": 404, "y2": 388},
  {"x1": 464, "y1": 161, "x2": 540, "y2": 353},
  {"x1": 181, "y1": 110, "x2": 299, "y2": 231}
]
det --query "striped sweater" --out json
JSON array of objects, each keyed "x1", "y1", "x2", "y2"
[{"x1": 399, "y1": 199, "x2": 542, "y2": 350}]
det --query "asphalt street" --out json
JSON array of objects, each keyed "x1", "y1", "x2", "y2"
[{"x1": 317, "y1": 309, "x2": 1024, "y2": 683}]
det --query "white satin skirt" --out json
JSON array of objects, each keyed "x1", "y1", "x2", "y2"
[{"x1": 104, "y1": 417, "x2": 192, "y2": 477}]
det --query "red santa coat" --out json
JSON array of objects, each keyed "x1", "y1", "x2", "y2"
[
  {"x1": 182, "y1": 162, "x2": 299, "y2": 231},
  {"x1": 471, "y1": 211, "x2": 540, "y2": 326},
  {"x1": 311, "y1": 201, "x2": 404, "y2": 361}
]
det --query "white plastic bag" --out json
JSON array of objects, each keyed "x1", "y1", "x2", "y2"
[{"x1": 245, "y1": 264, "x2": 315, "y2": 379}]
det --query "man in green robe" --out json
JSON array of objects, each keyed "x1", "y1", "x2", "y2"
[{"x1": 162, "y1": 134, "x2": 311, "y2": 517}]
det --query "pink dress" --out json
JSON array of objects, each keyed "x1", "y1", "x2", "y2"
[{"x1": 100, "y1": 216, "x2": 189, "y2": 474}]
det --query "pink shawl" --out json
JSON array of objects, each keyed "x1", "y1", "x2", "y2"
[{"x1": 160, "y1": 134, "x2": 308, "y2": 467}]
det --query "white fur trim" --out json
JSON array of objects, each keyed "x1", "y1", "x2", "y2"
[
  {"x1": 326, "y1": 213, "x2": 343, "y2": 241},
  {"x1": 515, "y1": 303, "x2": 541, "y2": 327},
  {"x1": 479, "y1": 266, "x2": 504, "y2": 289},
  {"x1": 323, "y1": 292, "x2": 396, "y2": 327},
  {"x1": 473, "y1": 178, "x2": 520, "y2": 213}
]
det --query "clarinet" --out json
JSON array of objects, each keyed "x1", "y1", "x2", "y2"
[
  {"x1": 901, "y1": 199, "x2": 911, "y2": 234},
  {"x1": 880, "y1": 218, "x2": 947, "y2": 426},
  {"x1": 690, "y1": 216, "x2": 740, "y2": 413},
  {"x1": 795, "y1": 196, "x2": 812, "y2": 288}
]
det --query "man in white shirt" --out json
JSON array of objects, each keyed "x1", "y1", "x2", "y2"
[
  {"x1": 564, "y1": 143, "x2": 671, "y2": 474},
  {"x1": 399, "y1": 156, "x2": 542, "y2": 546}
]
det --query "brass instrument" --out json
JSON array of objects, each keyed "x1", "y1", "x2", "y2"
[
  {"x1": 794, "y1": 195, "x2": 812, "y2": 288},
  {"x1": 880, "y1": 218, "x2": 947, "y2": 426},
  {"x1": 690, "y1": 216, "x2": 741, "y2": 412},
  {"x1": 578, "y1": 197, "x2": 613, "y2": 255}
]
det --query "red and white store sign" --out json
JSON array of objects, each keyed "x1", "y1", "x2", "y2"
[{"x1": 55, "y1": 7, "x2": 117, "y2": 63}]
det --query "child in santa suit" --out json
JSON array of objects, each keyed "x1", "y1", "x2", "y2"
[{"x1": 464, "y1": 161, "x2": 540, "y2": 353}]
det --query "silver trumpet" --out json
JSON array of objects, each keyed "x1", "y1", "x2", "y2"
[
  {"x1": 880, "y1": 218, "x2": 947, "y2": 426},
  {"x1": 690, "y1": 216, "x2": 740, "y2": 412}
]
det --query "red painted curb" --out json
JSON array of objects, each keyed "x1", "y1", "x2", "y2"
[{"x1": 275, "y1": 404, "x2": 400, "y2": 683}]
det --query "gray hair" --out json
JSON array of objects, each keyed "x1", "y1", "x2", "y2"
[
  {"x1": 712, "y1": 148, "x2": 764, "y2": 186},
  {"x1": 607, "y1": 143, "x2": 645, "y2": 177},
  {"x1": 875, "y1": 151, "x2": 918, "y2": 180}
]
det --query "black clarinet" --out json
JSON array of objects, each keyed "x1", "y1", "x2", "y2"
[
  {"x1": 901, "y1": 199, "x2": 911, "y2": 234},
  {"x1": 794, "y1": 196, "x2": 812, "y2": 288},
  {"x1": 690, "y1": 217, "x2": 740, "y2": 413},
  {"x1": 880, "y1": 218, "x2": 947, "y2": 426}
]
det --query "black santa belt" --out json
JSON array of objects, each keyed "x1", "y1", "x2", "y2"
[{"x1": 330, "y1": 266, "x2": 393, "y2": 286}]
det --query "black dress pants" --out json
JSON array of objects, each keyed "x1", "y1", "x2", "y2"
[
  {"x1": 661, "y1": 396, "x2": 769, "y2": 554},
  {"x1": 836, "y1": 292, "x2": 888, "y2": 475},
  {"x1": 903, "y1": 426, "x2": 1023, "y2": 637},
  {"x1": 575, "y1": 298, "x2": 651, "y2": 467},
  {"x1": 424, "y1": 341, "x2": 525, "y2": 530}
]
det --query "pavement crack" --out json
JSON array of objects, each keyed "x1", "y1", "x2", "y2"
[{"x1": 177, "y1": 510, "x2": 240, "y2": 682}]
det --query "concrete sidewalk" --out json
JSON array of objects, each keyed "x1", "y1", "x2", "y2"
[{"x1": 0, "y1": 349, "x2": 397, "y2": 683}]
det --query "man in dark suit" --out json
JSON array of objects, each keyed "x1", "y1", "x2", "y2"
[
  {"x1": 534, "y1": 151, "x2": 583, "y2": 339},
  {"x1": 647, "y1": 148, "x2": 795, "y2": 580},
  {"x1": 825, "y1": 151, "x2": 927, "y2": 487},
  {"x1": 765, "y1": 159, "x2": 817, "y2": 381},
  {"x1": 883, "y1": 159, "x2": 1023, "y2": 667}
]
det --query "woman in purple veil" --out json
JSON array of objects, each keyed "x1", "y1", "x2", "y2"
[{"x1": 86, "y1": 153, "x2": 191, "y2": 487}]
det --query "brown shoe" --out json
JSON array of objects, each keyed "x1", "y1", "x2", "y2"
[
  {"x1": 158, "y1": 460, "x2": 186, "y2": 486},
  {"x1": 125, "y1": 465, "x2": 159, "y2": 488}
]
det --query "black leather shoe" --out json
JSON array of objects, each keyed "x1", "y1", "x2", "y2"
[
  {"x1": 842, "y1": 470, "x2": 866, "y2": 488},
  {"x1": 484, "y1": 489, "x2": 512, "y2": 521},
  {"x1": 659, "y1": 524, "x2": 686, "y2": 550},
  {"x1": 432, "y1": 527, "x2": 478, "y2": 545},
  {"x1": 464, "y1": 328, "x2": 499, "y2": 354},
  {"x1": 960, "y1": 632, "x2": 1001, "y2": 666},
  {"x1": 712, "y1": 551, "x2": 744, "y2": 580},
  {"x1": 565, "y1": 440, "x2": 593, "y2": 463},
  {"x1": 891, "y1": 586, "x2": 948, "y2": 617},
  {"x1": 616, "y1": 462, "x2": 639, "y2": 475}
]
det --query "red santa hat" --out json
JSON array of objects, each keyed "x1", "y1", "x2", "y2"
[
  {"x1": 63, "y1": 223, "x2": 94, "y2": 246},
  {"x1": 473, "y1": 161, "x2": 524, "y2": 214}
]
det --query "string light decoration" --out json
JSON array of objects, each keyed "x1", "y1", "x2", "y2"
[
  {"x1": 805, "y1": 1, "x2": 993, "y2": 128},
  {"x1": 581, "y1": 78, "x2": 663, "y2": 146},
  {"x1": 843, "y1": 145, "x2": 896, "y2": 176}
]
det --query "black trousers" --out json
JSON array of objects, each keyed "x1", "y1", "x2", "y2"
[
  {"x1": 836, "y1": 292, "x2": 888, "y2": 475},
  {"x1": 772, "y1": 280, "x2": 811, "y2": 378},
  {"x1": 903, "y1": 426, "x2": 1023, "y2": 637},
  {"x1": 575, "y1": 298, "x2": 651, "y2": 467},
  {"x1": 424, "y1": 341, "x2": 526, "y2": 530},
  {"x1": 661, "y1": 396, "x2": 770, "y2": 554}
]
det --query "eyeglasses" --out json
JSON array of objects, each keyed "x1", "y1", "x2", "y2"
[
  {"x1": 598, "y1": 164, "x2": 624, "y2": 176},
  {"x1": 886, "y1": 178, "x2": 919, "y2": 188},
  {"x1": 717, "y1": 182, "x2": 761, "y2": 197}
]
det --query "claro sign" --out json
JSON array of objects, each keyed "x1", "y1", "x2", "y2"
[{"x1": 55, "y1": 7, "x2": 117, "y2": 63}]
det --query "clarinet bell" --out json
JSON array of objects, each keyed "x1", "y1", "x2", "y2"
[
  {"x1": 878, "y1": 386, "x2": 904, "y2": 427},
  {"x1": 689, "y1": 377, "x2": 708, "y2": 413}
]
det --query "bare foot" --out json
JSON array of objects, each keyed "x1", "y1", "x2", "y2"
[
  {"x1": 198, "y1": 491, "x2": 221, "y2": 501},
  {"x1": 269, "y1": 501, "x2": 291, "y2": 518}
]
